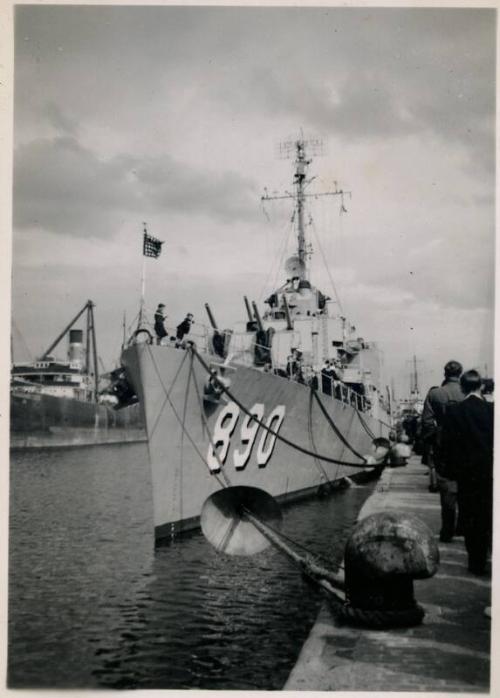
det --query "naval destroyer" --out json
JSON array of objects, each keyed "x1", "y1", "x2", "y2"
[{"x1": 118, "y1": 138, "x2": 391, "y2": 542}]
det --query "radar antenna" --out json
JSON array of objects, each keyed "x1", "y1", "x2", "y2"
[{"x1": 262, "y1": 136, "x2": 350, "y2": 280}]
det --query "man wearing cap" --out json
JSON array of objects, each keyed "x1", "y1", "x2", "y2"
[
  {"x1": 154, "y1": 303, "x2": 168, "y2": 345},
  {"x1": 422, "y1": 360, "x2": 465, "y2": 542}
]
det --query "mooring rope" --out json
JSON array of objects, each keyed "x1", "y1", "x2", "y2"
[
  {"x1": 190, "y1": 346, "x2": 375, "y2": 469},
  {"x1": 312, "y1": 388, "x2": 367, "y2": 462},
  {"x1": 354, "y1": 405, "x2": 377, "y2": 440},
  {"x1": 326, "y1": 594, "x2": 425, "y2": 629},
  {"x1": 307, "y1": 388, "x2": 333, "y2": 484},
  {"x1": 242, "y1": 503, "x2": 345, "y2": 572},
  {"x1": 189, "y1": 358, "x2": 232, "y2": 488}
]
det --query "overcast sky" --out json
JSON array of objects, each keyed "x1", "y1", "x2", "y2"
[{"x1": 11, "y1": 5, "x2": 495, "y2": 396}]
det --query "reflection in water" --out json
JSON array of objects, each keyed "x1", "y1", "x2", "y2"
[{"x1": 9, "y1": 443, "x2": 372, "y2": 689}]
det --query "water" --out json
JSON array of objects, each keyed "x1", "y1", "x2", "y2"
[{"x1": 9, "y1": 443, "x2": 373, "y2": 689}]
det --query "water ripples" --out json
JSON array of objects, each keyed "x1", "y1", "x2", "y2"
[{"x1": 9, "y1": 443, "x2": 373, "y2": 689}]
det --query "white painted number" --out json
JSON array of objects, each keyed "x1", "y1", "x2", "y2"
[
  {"x1": 256, "y1": 405, "x2": 286, "y2": 467},
  {"x1": 207, "y1": 402, "x2": 286, "y2": 472},
  {"x1": 207, "y1": 402, "x2": 240, "y2": 472},
  {"x1": 233, "y1": 403, "x2": 265, "y2": 470}
]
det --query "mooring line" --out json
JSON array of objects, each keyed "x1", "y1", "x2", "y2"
[
  {"x1": 312, "y1": 388, "x2": 367, "y2": 462},
  {"x1": 190, "y1": 360, "x2": 232, "y2": 488},
  {"x1": 190, "y1": 346, "x2": 373, "y2": 469},
  {"x1": 307, "y1": 388, "x2": 332, "y2": 484}
]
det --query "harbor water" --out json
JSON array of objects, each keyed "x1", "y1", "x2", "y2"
[{"x1": 9, "y1": 442, "x2": 373, "y2": 689}]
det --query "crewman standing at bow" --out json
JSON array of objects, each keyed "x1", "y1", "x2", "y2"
[{"x1": 154, "y1": 303, "x2": 168, "y2": 345}]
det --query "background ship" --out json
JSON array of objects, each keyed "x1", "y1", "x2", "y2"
[
  {"x1": 11, "y1": 300, "x2": 145, "y2": 449},
  {"x1": 118, "y1": 138, "x2": 392, "y2": 542}
]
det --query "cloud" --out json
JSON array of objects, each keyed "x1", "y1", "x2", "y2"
[
  {"x1": 10, "y1": 6, "x2": 495, "y2": 397},
  {"x1": 14, "y1": 135, "x2": 260, "y2": 237},
  {"x1": 206, "y1": 8, "x2": 495, "y2": 174},
  {"x1": 44, "y1": 102, "x2": 79, "y2": 137},
  {"x1": 135, "y1": 158, "x2": 258, "y2": 224}
]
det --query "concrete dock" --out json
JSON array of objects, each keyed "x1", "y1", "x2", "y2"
[{"x1": 285, "y1": 456, "x2": 492, "y2": 692}]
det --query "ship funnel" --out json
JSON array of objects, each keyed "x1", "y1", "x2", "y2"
[
  {"x1": 201, "y1": 486, "x2": 282, "y2": 556},
  {"x1": 68, "y1": 329, "x2": 84, "y2": 366}
]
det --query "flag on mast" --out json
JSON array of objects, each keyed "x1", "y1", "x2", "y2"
[{"x1": 143, "y1": 224, "x2": 164, "y2": 258}]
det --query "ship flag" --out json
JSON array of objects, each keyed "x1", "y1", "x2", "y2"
[{"x1": 143, "y1": 228, "x2": 164, "y2": 259}]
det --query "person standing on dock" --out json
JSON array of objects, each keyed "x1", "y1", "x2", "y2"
[
  {"x1": 441, "y1": 370, "x2": 494, "y2": 575},
  {"x1": 422, "y1": 360, "x2": 464, "y2": 542},
  {"x1": 154, "y1": 303, "x2": 168, "y2": 345},
  {"x1": 482, "y1": 378, "x2": 494, "y2": 403}
]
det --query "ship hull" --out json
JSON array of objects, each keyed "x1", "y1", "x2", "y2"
[
  {"x1": 10, "y1": 390, "x2": 145, "y2": 449},
  {"x1": 122, "y1": 343, "x2": 389, "y2": 541}
]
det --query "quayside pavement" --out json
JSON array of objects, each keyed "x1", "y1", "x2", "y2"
[{"x1": 285, "y1": 456, "x2": 492, "y2": 692}]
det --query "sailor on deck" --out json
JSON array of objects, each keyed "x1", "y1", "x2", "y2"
[
  {"x1": 154, "y1": 303, "x2": 168, "y2": 345},
  {"x1": 204, "y1": 366, "x2": 231, "y2": 403},
  {"x1": 321, "y1": 359, "x2": 339, "y2": 397},
  {"x1": 286, "y1": 348, "x2": 300, "y2": 379},
  {"x1": 176, "y1": 313, "x2": 194, "y2": 347}
]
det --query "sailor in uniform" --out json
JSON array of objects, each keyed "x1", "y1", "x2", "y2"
[
  {"x1": 154, "y1": 303, "x2": 168, "y2": 345},
  {"x1": 176, "y1": 313, "x2": 194, "y2": 347}
]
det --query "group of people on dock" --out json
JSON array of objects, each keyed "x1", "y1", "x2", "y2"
[{"x1": 421, "y1": 360, "x2": 494, "y2": 577}]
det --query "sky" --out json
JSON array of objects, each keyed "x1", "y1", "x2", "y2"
[{"x1": 10, "y1": 5, "x2": 496, "y2": 397}]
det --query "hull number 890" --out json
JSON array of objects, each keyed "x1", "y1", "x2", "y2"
[{"x1": 207, "y1": 401, "x2": 286, "y2": 472}]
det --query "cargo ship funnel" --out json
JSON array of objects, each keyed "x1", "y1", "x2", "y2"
[{"x1": 68, "y1": 329, "x2": 84, "y2": 366}]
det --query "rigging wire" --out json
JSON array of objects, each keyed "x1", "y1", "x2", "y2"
[
  {"x1": 309, "y1": 216, "x2": 344, "y2": 316},
  {"x1": 146, "y1": 345, "x2": 229, "y2": 490},
  {"x1": 11, "y1": 319, "x2": 33, "y2": 363},
  {"x1": 148, "y1": 349, "x2": 189, "y2": 439},
  {"x1": 258, "y1": 210, "x2": 295, "y2": 302}
]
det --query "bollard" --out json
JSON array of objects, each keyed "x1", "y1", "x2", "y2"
[{"x1": 341, "y1": 512, "x2": 439, "y2": 627}]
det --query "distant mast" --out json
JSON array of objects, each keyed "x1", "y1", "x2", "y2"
[
  {"x1": 408, "y1": 354, "x2": 423, "y2": 400},
  {"x1": 262, "y1": 136, "x2": 350, "y2": 282}
]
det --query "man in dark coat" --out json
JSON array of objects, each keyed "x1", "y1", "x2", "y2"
[
  {"x1": 421, "y1": 360, "x2": 464, "y2": 540},
  {"x1": 441, "y1": 370, "x2": 494, "y2": 574},
  {"x1": 176, "y1": 313, "x2": 194, "y2": 346},
  {"x1": 154, "y1": 303, "x2": 168, "y2": 344}
]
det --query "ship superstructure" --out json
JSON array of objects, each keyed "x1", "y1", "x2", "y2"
[{"x1": 205, "y1": 139, "x2": 386, "y2": 418}]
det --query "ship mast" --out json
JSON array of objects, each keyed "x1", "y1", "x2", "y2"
[
  {"x1": 262, "y1": 137, "x2": 350, "y2": 282},
  {"x1": 295, "y1": 140, "x2": 309, "y2": 278}
]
